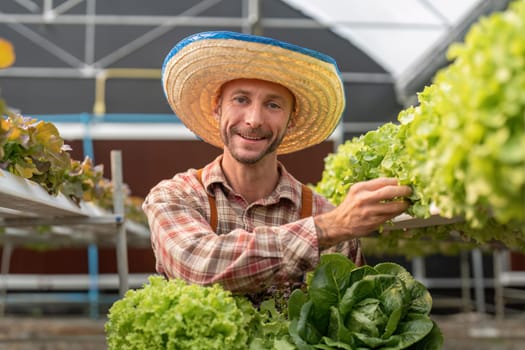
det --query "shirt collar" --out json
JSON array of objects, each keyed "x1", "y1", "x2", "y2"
[{"x1": 200, "y1": 155, "x2": 302, "y2": 204}]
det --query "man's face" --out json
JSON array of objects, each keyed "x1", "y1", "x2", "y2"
[{"x1": 215, "y1": 78, "x2": 295, "y2": 164}]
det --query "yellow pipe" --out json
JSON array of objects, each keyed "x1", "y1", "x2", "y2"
[{"x1": 93, "y1": 68, "x2": 161, "y2": 115}]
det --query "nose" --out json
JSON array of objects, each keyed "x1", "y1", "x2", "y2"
[{"x1": 245, "y1": 103, "x2": 263, "y2": 128}]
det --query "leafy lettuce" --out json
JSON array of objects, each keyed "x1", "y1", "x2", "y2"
[
  {"x1": 105, "y1": 275, "x2": 293, "y2": 350},
  {"x1": 106, "y1": 259, "x2": 442, "y2": 349},
  {"x1": 288, "y1": 254, "x2": 443, "y2": 349},
  {"x1": 315, "y1": 1, "x2": 525, "y2": 252},
  {"x1": 401, "y1": 0, "x2": 525, "y2": 229},
  {"x1": 106, "y1": 276, "x2": 254, "y2": 349}
]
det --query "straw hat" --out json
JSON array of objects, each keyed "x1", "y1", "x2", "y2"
[{"x1": 162, "y1": 31, "x2": 345, "y2": 154}]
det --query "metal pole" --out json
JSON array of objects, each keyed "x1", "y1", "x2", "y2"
[
  {"x1": 0, "y1": 240, "x2": 14, "y2": 315},
  {"x1": 243, "y1": 0, "x2": 262, "y2": 35},
  {"x1": 111, "y1": 150, "x2": 129, "y2": 296},
  {"x1": 493, "y1": 249, "x2": 504, "y2": 320},
  {"x1": 471, "y1": 248, "x2": 486, "y2": 314},
  {"x1": 81, "y1": 113, "x2": 101, "y2": 319},
  {"x1": 412, "y1": 256, "x2": 426, "y2": 285},
  {"x1": 460, "y1": 250, "x2": 472, "y2": 313}
]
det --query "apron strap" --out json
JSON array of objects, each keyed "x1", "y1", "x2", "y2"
[{"x1": 196, "y1": 168, "x2": 313, "y2": 232}]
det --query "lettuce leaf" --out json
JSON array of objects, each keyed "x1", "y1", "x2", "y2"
[
  {"x1": 105, "y1": 276, "x2": 252, "y2": 349},
  {"x1": 288, "y1": 253, "x2": 443, "y2": 349},
  {"x1": 314, "y1": 1, "x2": 525, "y2": 253}
]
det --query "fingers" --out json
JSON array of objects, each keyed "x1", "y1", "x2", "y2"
[
  {"x1": 327, "y1": 178, "x2": 413, "y2": 239},
  {"x1": 350, "y1": 200, "x2": 410, "y2": 236},
  {"x1": 354, "y1": 177, "x2": 399, "y2": 190},
  {"x1": 375, "y1": 184, "x2": 412, "y2": 202},
  {"x1": 349, "y1": 178, "x2": 412, "y2": 203},
  {"x1": 368, "y1": 198, "x2": 410, "y2": 218}
]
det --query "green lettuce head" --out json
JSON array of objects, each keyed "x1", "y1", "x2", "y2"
[
  {"x1": 288, "y1": 253, "x2": 443, "y2": 349},
  {"x1": 105, "y1": 276, "x2": 253, "y2": 350}
]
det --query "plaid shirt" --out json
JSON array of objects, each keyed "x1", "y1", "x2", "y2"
[{"x1": 143, "y1": 155, "x2": 364, "y2": 293}]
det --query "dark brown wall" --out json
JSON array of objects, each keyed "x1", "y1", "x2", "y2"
[
  {"x1": 2, "y1": 247, "x2": 155, "y2": 274},
  {"x1": 511, "y1": 252, "x2": 525, "y2": 270},
  {"x1": 67, "y1": 139, "x2": 334, "y2": 198}
]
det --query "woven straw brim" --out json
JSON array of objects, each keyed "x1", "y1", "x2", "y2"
[{"x1": 163, "y1": 38, "x2": 345, "y2": 154}]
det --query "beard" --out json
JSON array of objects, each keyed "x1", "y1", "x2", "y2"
[{"x1": 221, "y1": 126, "x2": 285, "y2": 164}]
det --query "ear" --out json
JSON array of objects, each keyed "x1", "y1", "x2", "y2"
[
  {"x1": 287, "y1": 109, "x2": 297, "y2": 129},
  {"x1": 213, "y1": 96, "x2": 222, "y2": 119},
  {"x1": 286, "y1": 97, "x2": 298, "y2": 129}
]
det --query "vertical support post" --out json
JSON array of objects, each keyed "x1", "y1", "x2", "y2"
[
  {"x1": 0, "y1": 240, "x2": 14, "y2": 315},
  {"x1": 472, "y1": 248, "x2": 486, "y2": 314},
  {"x1": 111, "y1": 150, "x2": 129, "y2": 296},
  {"x1": 460, "y1": 250, "x2": 472, "y2": 312},
  {"x1": 84, "y1": 0, "x2": 96, "y2": 66},
  {"x1": 87, "y1": 243, "x2": 99, "y2": 318},
  {"x1": 493, "y1": 249, "x2": 504, "y2": 320},
  {"x1": 412, "y1": 256, "x2": 426, "y2": 285},
  {"x1": 82, "y1": 112, "x2": 99, "y2": 319},
  {"x1": 242, "y1": 0, "x2": 262, "y2": 35}
]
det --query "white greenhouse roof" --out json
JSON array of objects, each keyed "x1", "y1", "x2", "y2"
[
  {"x1": 283, "y1": 0, "x2": 496, "y2": 77},
  {"x1": 282, "y1": 0, "x2": 511, "y2": 102}
]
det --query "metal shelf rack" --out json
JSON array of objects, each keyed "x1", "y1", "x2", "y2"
[{"x1": 0, "y1": 150, "x2": 149, "y2": 317}]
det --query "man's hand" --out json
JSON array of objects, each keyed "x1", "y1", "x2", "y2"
[{"x1": 314, "y1": 178, "x2": 412, "y2": 249}]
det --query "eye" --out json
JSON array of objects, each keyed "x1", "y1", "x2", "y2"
[
  {"x1": 232, "y1": 95, "x2": 249, "y2": 104},
  {"x1": 267, "y1": 101, "x2": 282, "y2": 110}
]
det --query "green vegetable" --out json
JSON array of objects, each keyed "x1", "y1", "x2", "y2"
[
  {"x1": 287, "y1": 254, "x2": 443, "y2": 349},
  {"x1": 315, "y1": 1, "x2": 525, "y2": 253},
  {"x1": 402, "y1": 0, "x2": 525, "y2": 229},
  {"x1": 0, "y1": 112, "x2": 147, "y2": 224},
  {"x1": 105, "y1": 276, "x2": 252, "y2": 349},
  {"x1": 246, "y1": 299, "x2": 296, "y2": 350},
  {"x1": 105, "y1": 275, "x2": 293, "y2": 350},
  {"x1": 1, "y1": 114, "x2": 72, "y2": 196}
]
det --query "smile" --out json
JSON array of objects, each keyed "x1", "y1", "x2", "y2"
[{"x1": 240, "y1": 134, "x2": 264, "y2": 141}]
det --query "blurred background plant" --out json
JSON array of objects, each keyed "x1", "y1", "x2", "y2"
[{"x1": 0, "y1": 37, "x2": 147, "y2": 226}]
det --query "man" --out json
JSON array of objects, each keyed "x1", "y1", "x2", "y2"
[{"x1": 143, "y1": 31, "x2": 411, "y2": 296}]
